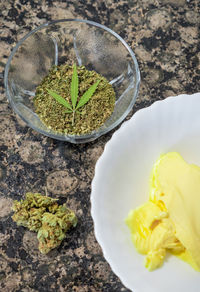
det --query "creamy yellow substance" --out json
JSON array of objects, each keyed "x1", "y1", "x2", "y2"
[{"x1": 126, "y1": 152, "x2": 200, "y2": 271}]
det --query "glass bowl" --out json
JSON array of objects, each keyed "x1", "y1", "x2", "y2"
[{"x1": 4, "y1": 19, "x2": 140, "y2": 143}]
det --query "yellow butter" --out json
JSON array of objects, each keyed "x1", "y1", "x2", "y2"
[{"x1": 126, "y1": 152, "x2": 200, "y2": 271}]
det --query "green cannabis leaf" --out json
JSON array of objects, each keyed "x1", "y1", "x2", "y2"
[
  {"x1": 71, "y1": 63, "x2": 79, "y2": 109},
  {"x1": 76, "y1": 80, "x2": 100, "y2": 110},
  {"x1": 47, "y1": 64, "x2": 100, "y2": 126},
  {"x1": 46, "y1": 89, "x2": 72, "y2": 111}
]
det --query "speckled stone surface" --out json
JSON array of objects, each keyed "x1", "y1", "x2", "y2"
[{"x1": 0, "y1": 0, "x2": 199, "y2": 291}]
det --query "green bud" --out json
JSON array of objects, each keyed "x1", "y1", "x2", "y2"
[{"x1": 12, "y1": 192, "x2": 77, "y2": 254}]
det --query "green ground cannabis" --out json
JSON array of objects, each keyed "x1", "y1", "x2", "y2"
[
  {"x1": 34, "y1": 64, "x2": 116, "y2": 135},
  {"x1": 12, "y1": 193, "x2": 77, "y2": 254}
]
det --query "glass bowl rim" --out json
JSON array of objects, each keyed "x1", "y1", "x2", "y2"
[{"x1": 4, "y1": 18, "x2": 140, "y2": 143}]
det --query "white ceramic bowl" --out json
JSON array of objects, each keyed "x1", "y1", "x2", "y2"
[{"x1": 91, "y1": 92, "x2": 200, "y2": 292}]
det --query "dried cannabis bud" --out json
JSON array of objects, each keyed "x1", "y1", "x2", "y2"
[{"x1": 12, "y1": 193, "x2": 77, "y2": 254}]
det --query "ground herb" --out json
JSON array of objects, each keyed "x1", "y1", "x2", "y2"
[
  {"x1": 12, "y1": 193, "x2": 77, "y2": 254},
  {"x1": 34, "y1": 64, "x2": 116, "y2": 135},
  {"x1": 47, "y1": 64, "x2": 100, "y2": 126}
]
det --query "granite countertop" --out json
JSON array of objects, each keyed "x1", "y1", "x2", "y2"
[{"x1": 0, "y1": 0, "x2": 199, "y2": 291}]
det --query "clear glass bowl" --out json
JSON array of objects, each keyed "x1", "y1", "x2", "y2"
[{"x1": 4, "y1": 19, "x2": 140, "y2": 143}]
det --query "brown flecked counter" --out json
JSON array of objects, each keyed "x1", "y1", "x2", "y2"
[{"x1": 0, "y1": 0, "x2": 199, "y2": 291}]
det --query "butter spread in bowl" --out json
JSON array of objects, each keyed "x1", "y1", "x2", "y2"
[{"x1": 126, "y1": 152, "x2": 200, "y2": 271}]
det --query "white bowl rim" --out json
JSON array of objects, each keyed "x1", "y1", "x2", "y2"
[{"x1": 91, "y1": 92, "x2": 200, "y2": 291}]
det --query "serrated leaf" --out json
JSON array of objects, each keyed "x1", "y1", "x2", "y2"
[
  {"x1": 47, "y1": 89, "x2": 72, "y2": 111},
  {"x1": 76, "y1": 80, "x2": 100, "y2": 110},
  {"x1": 64, "y1": 110, "x2": 73, "y2": 114},
  {"x1": 70, "y1": 64, "x2": 79, "y2": 109}
]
